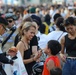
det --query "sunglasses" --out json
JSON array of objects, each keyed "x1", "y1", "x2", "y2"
[{"x1": 7, "y1": 20, "x2": 13, "y2": 23}]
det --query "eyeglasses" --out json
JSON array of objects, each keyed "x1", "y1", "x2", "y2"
[{"x1": 7, "y1": 20, "x2": 13, "y2": 23}]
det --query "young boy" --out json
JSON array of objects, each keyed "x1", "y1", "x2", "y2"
[{"x1": 42, "y1": 40, "x2": 61, "y2": 75}]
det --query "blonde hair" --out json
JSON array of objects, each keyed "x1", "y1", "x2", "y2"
[{"x1": 20, "y1": 22, "x2": 36, "y2": 36}]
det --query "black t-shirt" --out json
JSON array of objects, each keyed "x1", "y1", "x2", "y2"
[
  {"x1": 65, "y1": 34, "x2": 76, "y2": 57},
  {"x1": 30, "y1": 35, "x2": 38, "y2": 48}
]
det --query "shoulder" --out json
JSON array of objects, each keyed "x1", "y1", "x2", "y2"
[
  {"x1": 61, "y1": 36, "x2": 65, "y2": 44},
  {"x1": 47, "y1": 31, "x2": 57, "y2": 39},
  {"x1": 47, "y1": 59, "x2": 54, "y2": 64},
  {"x1": 16, "y1": 41, "x2": 24, "y2": 47},
  {"x1": 46, "y1": 59, "x2": 55, "y2": 70},
  {"x1": 47, "y1": 31, "x2": 56, "y2": 36}
]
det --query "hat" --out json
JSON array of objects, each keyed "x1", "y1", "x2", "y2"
[
  {"x1": 31, "y1": 15, "x2": 42, "y2": 27},
  {"x1": 29, "y1": 7, "x2": 36, "y2": 13},
  {"x1": 5, "y1": 13, "x2": 18, "y2": 20},
  {"x1": 0, "y1": 17, "x2": 8, "y2": 25}
]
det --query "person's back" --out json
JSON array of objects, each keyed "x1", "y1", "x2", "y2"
[
  {"x1": 43, "y1": 14, "x2": 51, "y2": 34},
  {"x1": 42, "y1": 56, "x2": 61, "y2": 75}
]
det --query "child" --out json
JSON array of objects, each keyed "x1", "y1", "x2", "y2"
[
  {"x1": 50, "y1": 67, "x2": 62, "y2": 75},
  {"x1": 42, "y1": 40, "x2": 61, "y2": 75}
]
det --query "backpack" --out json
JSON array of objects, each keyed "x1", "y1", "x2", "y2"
[{"x1": 43, "y1": 22, "x2": 53, "y2": 34}]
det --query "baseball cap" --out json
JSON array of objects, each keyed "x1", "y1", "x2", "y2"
[{"x1": 5, "y1": 13, "x2": 18, "y2": 20}]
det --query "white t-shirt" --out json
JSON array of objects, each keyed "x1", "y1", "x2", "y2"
[
  {"x1": 36, "y1": 31, "x2": 47, "y2": 49},
  {"x1": 44, "y1": 31, "x2": 67, "y2": 47}
]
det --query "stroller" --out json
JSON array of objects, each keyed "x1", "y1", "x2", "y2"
[{"x1": 32, "y1": 62, "x2": 44, "y2": 75}]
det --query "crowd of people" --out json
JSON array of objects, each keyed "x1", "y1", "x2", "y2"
[{"x1": 0, "y1": 4, "x2": 76, "y2": 75}]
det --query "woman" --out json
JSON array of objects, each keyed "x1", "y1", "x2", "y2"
[
  {"x1": 16, "y1": 22, "x2": 41, "y2": 75},
  {"x1": 60, "y1": 17, "x2": 76, "y2": 75},
  {"x1": 14, "y1": 15, "x2": 38, "y2": 57},
  {"x1": 45, "y1": 17, "x2": 67, "y2": 47}
]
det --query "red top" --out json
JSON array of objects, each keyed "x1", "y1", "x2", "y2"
[{"x1": 42, "y1": 56, "x2": 61, "y2": 75}]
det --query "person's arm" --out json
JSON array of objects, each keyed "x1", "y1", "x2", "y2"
[
  {"x1": 16, "y1": 41, "x2": 24, "y2": 58},
  {"x1": 31, "y1": 35, "x2": 42, "y2": 62},
  {"x1": 0, "y1": 53, "x2": 13, "y2": 65},
  {"x1": 30, "y1": 35, "x2": 38, "y2": 55},
  {"x1": 60, "y1": 36, "x2": 66, "y2": 62},
  {"x1": 60, "y1": 36, "x2": 65, "y2": 54},
  {"x1": 47, "y1": 60, "x2": 55, "y2": 71},
  {"x1": 16, "y1": 41, "x2": 40, "y2": 64}
]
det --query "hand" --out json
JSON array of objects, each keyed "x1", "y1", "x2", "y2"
[
  {"x1": 8, "y1": 46, "x2": 17, "y2": 57},
  {"x1": 33, "y1": 51, "x2": 41, "y2": 61},
  {"x1": 8, "y1": 50, "x2": 17, "y2": 57},
  {"x1": 60, "y1": 53, "x2": 66, "y2": 62},
  {"x1": 38, "y1": 50, "x2": 42, "y2": 57}
]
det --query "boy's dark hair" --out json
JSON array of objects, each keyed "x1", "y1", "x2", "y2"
[
  {"x1": 48, "y1": 40, "x2": 61, "y2": 55},
  {"x1": 50, "y1": 68, "x2": 62, "y2": 75}
]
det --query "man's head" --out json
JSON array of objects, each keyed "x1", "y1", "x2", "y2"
[
  {"x1": 5, "y1": 13, "x2": 17, "y2": 29},
  {"x1": 0, "y1": 17, "x2": 8, "y2": 35}
]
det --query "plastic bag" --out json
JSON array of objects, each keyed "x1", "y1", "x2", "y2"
[{"x1": 4, "y1": 51, "x2": 28, "y2": 75}]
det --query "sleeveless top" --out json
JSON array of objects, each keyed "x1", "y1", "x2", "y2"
[
  {"x1": 22, "y1": 43, "x2": 36, "y2": 75},
  {"x1": 65, "y1": 34, "x2": 76, "y2": 57},
  {"x1": 42, "y1": 56, "x2": 61, "y2": 75}
]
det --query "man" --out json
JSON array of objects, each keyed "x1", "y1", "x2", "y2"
[
  {"x1": 0, "y1": 17, "x2": 14, "y2": 75},
  {"x1": 2, "y1": 13, "x2": 18, "y2": 52}
]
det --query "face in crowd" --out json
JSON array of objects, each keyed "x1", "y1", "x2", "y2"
[
  {"x1": 21, "y1": 22, "x2": 36, "y2": 41},
  {"x1": 7, "y1": 18, "x2": 15, "y2": 29}
]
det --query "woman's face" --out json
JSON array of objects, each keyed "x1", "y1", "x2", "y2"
[
  {"x1": 25, "y1": 26, "x2": 36, "y2": 40},
  {"x1": 65, "y1": 25, "x2": 76, "y2": 35}
]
